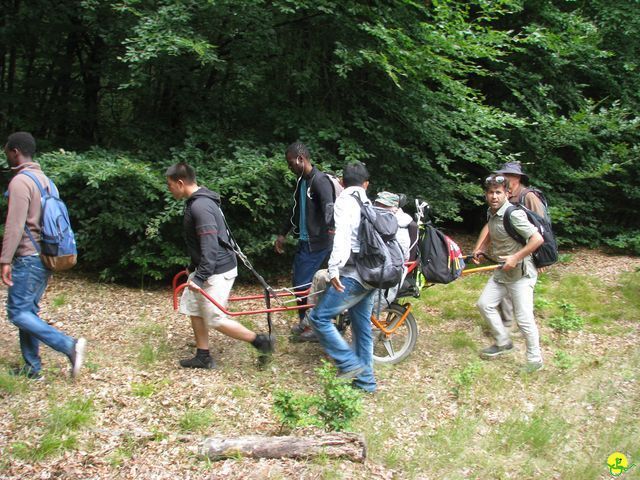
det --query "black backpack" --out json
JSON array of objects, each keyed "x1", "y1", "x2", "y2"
[
  {"x1": 420, "y1": 223, "x2": 466, "y2": 284},
  {"x1": 351, "y1": 194, "x2": 405, "y2": 289},
  {"x1": 518, "y1": 187, "x2": 551, "y2": 224},
  {"x1": 503, "y1": 205, "x2": 558, "y2": 268}
]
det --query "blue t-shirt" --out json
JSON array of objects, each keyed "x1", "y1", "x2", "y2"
[{"x1": 299, "y1": 179, "x2": 309, "y2": 241}]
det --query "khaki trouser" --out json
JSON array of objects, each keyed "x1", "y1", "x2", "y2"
[{"x1": 476, "y1": 273, "x2": 542, "y2": 364}]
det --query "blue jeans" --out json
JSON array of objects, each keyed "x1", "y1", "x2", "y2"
[
  {"x1": 309, "y1": 276, "x2": 376, "y2": 392},
  {"x1": 6, "y1": 256, "x2": 75, "y2": 373},
  {"x1": 293, "y1": 241, "x2": 330, "y2": 321}
]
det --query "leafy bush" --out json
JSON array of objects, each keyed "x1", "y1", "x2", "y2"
[
  {"x1": 273, "y1": 361, "x2": 363, "y2": 432},
  {"x1": 34, "y1": 144, "x2": 300, "y2": 283},
  {"x1": 548, "y1": 302, "x2": 585, "y2": 332},
  {"x1": 452, "y1": 361, "x2": 483, "y2": 397},
  {"x1": 605, "y1": 231, "x2": 640, "y2": 255},
  {"x1": 552, "y1": 350, "x2": 576, "y2": 370},
  {"x1": 38, "y1": 149, "x2": 176, "y2": 282}
]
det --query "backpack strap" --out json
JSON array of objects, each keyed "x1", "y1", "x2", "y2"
[
  {"x1": 503, "y1": 205, "x2": 526, "y2": 246},
  {"x1": 518, "y1": 187, "x2": 548, "y2": 209},
  {"x1": 17, "y1": 170, "x2": 52, "y2": 254}
]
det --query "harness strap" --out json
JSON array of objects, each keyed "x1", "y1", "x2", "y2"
[{"x1": 217, "y1": 208, "x2": 278, "y2": 335}]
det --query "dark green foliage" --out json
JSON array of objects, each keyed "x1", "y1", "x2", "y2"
[
  {"x1": 37, "y1": 149, "x2": 177, "y2": 282},
  {"x1": 0, "y1": 1, "x2": 638, "y2": 282}
]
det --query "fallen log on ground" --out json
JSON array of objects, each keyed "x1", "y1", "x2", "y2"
[{"x1": 201, "y1": 433, "x2": 366, "y2": 462}]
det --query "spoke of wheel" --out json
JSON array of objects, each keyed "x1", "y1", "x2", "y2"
[{"x1": 382, "y1": 338, "x2": 395, "y2": 357}]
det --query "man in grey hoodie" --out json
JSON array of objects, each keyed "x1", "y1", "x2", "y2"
[{"x1": 167, "y1": 163, "x2": 273, "y2": 369}]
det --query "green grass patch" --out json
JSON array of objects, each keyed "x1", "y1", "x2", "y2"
[
  {"x1": 448, "y1": 331, "x2": 476, "y2": 350},
  {"x1": 538, "y1": 274, "x2": 633, "y2": 327},
  {"x1": 552, "y1": 350, "x2": 577, "y2": 370},
  {"x1": 557, "y1": 253, "x2": 573, "y2": 264},
  {"x1": 410, "y1": 414, "x2": 480, "y2": 475},
  {"x1": 132, "y1": 318, "x2": 172, "y2": 366},
  {"x1": 178, "y1": 408, "x2": 215, "y2": 433},
  {"x1": 107, "y1": 434, "x2": 138, "y2": 467},
  {"x1": 0, "y1": 371, "x2": 27, "y2": 396},
  {"x1": 548, "y1": 302, "x2": 585, "y2": 332},
  {"x1": 620, "y1": 270, "x2": 640, "y2": 312},
  {"x1": 12, "y1": 433, "x2": 78, "y2": 461},
  {"x1": 10, "y1": 397, "x2": 95, "y2": 462},
  {"x1": 131, "y1": 316, "x2": 166, "y2": 337},
  {"x1": 131, "y1": 381, "x2": 157, "y2": 397},
  {"x1": 451, "y1": 361, "x2": 483, "y2": 397},
  {"x1": 419, "y1": 274, "x2": 487, "y2": 322},
  {"x1": 137, "y1": 340, "x2": 171, "y2": 366},
  {"x1": 46, "y1": 397, "x2": 95, "y2": 432},
  {"x1": 51, "y1": 293, "x2": 68, "y2": 308},
  {"x1": 495, "y1": 409, "x2": 567, "y2": 455}
]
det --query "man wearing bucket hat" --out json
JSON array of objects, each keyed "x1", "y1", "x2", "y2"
[
  {"x1": 472, "y1": 161, "x2": 549, "y2": 328},
  {"x1": 493, "y1": 162, "x2": 547, "y2": 219}
]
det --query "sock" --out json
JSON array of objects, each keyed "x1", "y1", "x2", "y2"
[{"x1": 196, "y1": 348, "x2": 210, "y2": 359}]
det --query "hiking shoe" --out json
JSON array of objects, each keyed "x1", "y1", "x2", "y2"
[
  {"x1": 522, "y1": 361, "x2": 544, "y2": 374},
  {"x1": 290, "y1": 327, "x2": 319, "y2": 343},
  {"x1": 70, "y1": 337, "x2": 87, "y2": 378},
  {"x1": 337, "y1": 366, "x2": 365, "y2": 380},
  {"x1": 290, "y1": 322, "x2": 306, "y2": 336},
  {"x1": 10, "y1": 366, "x2": 44, "y2": 381},
  {"x1": 253, "y1": 334, "x2": 275, "y2": 355},
  {"x1": 480, "y1": 342, "x2": 514, "y2": 359},
  {"x1": 253, "y1": 334, "x2": 275, "y2": 366},
  {"x1": 179, "y1": 355, "x2": 216, "y2": 369}
]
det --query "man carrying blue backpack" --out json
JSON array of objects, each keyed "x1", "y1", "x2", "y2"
[{"x1": 1, "y1": 132, "x2": 86, "y2": 380}]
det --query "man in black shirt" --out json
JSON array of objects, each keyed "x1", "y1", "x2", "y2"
[
  {"x1": 167, "y1": 163, "x2": 273, "y2": 368},
  {"x1": 274, "y1": 142, "x2": 337, "y2": 339}
]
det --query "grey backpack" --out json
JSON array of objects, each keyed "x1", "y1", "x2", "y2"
[{"x1": 351, "y1": 194, "x2": 405, "y2": 289}]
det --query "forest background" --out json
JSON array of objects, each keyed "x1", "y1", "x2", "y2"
[{"x1": 1, "y1": 0, "x2": 638, "y2": 283}]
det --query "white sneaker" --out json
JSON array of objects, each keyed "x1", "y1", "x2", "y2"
[{"x1": 71, "y1": 338, "x2": 87, "y2": 378}]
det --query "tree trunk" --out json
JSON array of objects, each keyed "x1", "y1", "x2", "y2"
[{"x1": 201, "y1": 433, "x2": 366, "y2": 462}]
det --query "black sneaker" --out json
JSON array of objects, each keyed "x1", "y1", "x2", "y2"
[
  {"x1": 179, "y1": 355, "x2": 216, "y2": 369},
  {"x1": 480, "y1": 342, "x2": 514, "y2": 359},
  {"x1": 10, "y1": 366, "x2": 44, "y2": 381}
]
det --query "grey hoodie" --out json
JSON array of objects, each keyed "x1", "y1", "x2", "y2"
[{"x1": 183, "y1": 187, "x2": 237, "y2": 287}]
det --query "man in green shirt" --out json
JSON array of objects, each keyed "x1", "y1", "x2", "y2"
[{"x1": 473, "y1": 174, "x2": 544, "y2": 372}]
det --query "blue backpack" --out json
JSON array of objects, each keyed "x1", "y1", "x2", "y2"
[{"x1": 20, "y1": 171, "x2": 77, "y2": 271}]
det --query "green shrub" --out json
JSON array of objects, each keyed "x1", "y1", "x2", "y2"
[
  {"x1": 273, "y1": 361, "x2": 363, "y2": 432},
  {"x1": 452, "y1": 361, "x2": 483, "y2": 397},
  {"x1": 552, "y1": 350, "x2": 576, "y2": 370},
  {"x1": 548, "y1": 302, "x2": 585, "y2": 332},
  {"x1": 605, "y1": 231, "x2": 640, "y2": 255},
  {"x1": 35, "y1": 143, "x2": 297, "y2": 283},
  {"x1": 39, "y1": 149, "x2": 176, "y2": 282}
]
